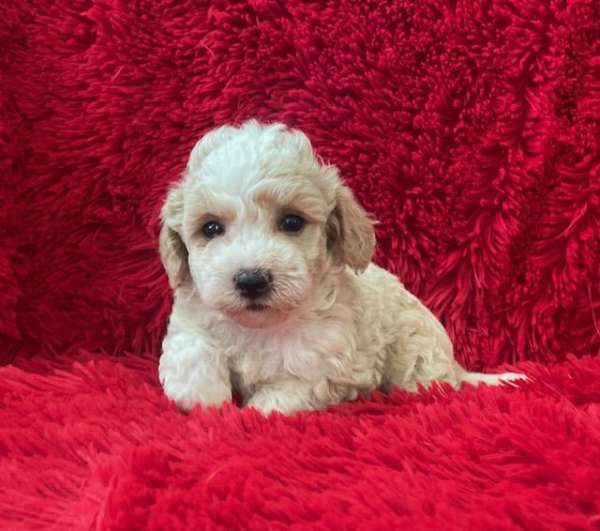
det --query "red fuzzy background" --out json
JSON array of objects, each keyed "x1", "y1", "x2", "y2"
[{"x1": 1, "y1": 0, "x2": 600, "y2": 529}]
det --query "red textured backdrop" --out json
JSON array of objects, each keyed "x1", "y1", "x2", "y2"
[
  {"x1": 1, "y1": 1, "x2": 600, "y2": 529},
  {"x1": 2, "y1": 0, "x2": 598, "y2": 368}
]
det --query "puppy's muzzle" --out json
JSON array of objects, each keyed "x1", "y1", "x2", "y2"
[{"x1": 233, "y1": 269, "x2": 273, "y2": 300}]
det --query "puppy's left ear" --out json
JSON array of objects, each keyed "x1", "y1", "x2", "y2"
[{"x1": 326, "y1": 185, "x2": 376, "y2": 272}]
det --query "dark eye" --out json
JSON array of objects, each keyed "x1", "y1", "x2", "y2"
[
  {"x1": 279, "y1": 214, "x2": 305, "y2": 233},
  {"x1": 201, "y1": 220, "x2": 225, "y2": 239}
]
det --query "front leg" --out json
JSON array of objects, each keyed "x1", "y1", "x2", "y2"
[
  {"x1": 246, "y1": 378, "x2": 326, "y2": 416},
  {"x1": 159, "y1": 330, "x2": 231, "y2": 412}
]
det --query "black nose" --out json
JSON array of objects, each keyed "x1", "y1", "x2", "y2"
[{"x1": 233, "y1": 269, "x2": 272, "y2": 299}]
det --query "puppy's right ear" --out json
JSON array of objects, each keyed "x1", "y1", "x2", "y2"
[{"x1": 159, "y1": 182, "x2": 189, "y2": 289}]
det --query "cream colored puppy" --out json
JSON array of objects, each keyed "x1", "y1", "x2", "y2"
[{"x1": 159, "y1": 120, "x2": 524, "y2": 415}]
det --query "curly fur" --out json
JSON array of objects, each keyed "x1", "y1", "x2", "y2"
[{"x1": 158, "y1": 121, "x2": 525, "y2": 415}]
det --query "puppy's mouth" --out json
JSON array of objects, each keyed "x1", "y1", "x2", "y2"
[{"x1": 246, "y1": 302, "x2": 270, "y2": 312}]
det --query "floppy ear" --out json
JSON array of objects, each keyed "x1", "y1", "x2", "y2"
[
  {"x1": 159, "y1": 183, "x2": 189, "y2": 289},
  {"x1": 326, "y1": 185, "x2": 376, "y2": 272}
]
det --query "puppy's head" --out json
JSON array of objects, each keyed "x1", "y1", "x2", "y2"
[{"x1": 160, "y1": 120, "x2": 375, "y2": 328}]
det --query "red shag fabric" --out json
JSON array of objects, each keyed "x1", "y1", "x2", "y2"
[
  {"x1": 1, "y1": 0, "x2": 599, "y2": 528},
  {"x1": 1, "y1": 353, "x2": 600, "y2": 530}
]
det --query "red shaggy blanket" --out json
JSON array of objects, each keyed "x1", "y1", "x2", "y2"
[
  {"x1": 1, "y1": 353, "x2": 600, "y2": 530},
  {"x1": 1, "y1": 0, "x2": 599, "y2": 529}
]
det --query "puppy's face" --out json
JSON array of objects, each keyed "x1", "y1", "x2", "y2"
[
  {"x1": 183, "y1": 170, "x2": 330, "y2": 329},
  {"x1": 160, "y1": 121, "x2": 375, "y2": 328}
]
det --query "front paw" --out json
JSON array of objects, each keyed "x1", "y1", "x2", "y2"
[
  {"x1": 246, "y1": 391, "x2": 286, "y2": 415},
  {"x1": 162, "y1": 377, "x2": 231, "y2": 412},
  {"x1": 246, "y1": 385, "x2": 314, "y2": 416},
  {"x1": 160, "y1": 364, "x2": 231, "y2": 412}
]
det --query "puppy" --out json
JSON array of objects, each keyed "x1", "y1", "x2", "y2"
[{"x1": 158, "y1": 120, "x2": 525, "y2": 415}]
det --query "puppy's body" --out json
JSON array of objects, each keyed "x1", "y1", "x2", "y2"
[{"x1": 159, "y1": 121, "x2": 523, "y2": 415}]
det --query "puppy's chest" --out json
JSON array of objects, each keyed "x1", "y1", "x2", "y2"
[
  {"x1": 225, "y1": 334, "x2": 287, "y2": 386},
  {"x1": 218, "y1": 318, "x2": 352, "y2": 389}
]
